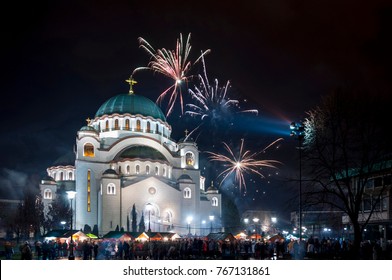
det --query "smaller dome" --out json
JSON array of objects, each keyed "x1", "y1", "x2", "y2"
[
  {"x1": 103, "y1": 169, "x2": 118, "y2": 175},
  {"x1": 80, "y1": 125, "x2": 98, "y2": 132},
  {"x1": 178, "y1": 174, "x2": 193, "y2": 182},
  {"x1": 118, "y1": 146, "x2": 167, "y2": 162},
  {"x1": 41, "y1": 175, "x2": 56, "y2": 184},
  {"x1": 52, "y1": 152, "x2": 76, "y2": 167},
  {"x1": 178, "y1": 136, "x2": 195, "y2": 143},
  {"x1": 207, "y1": 181, "x2": 218, "y2": 193}
]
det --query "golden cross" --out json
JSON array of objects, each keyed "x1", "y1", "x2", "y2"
[
  {"x1": 125, "y1": 76, "x2": 138, "y2": 94},
  {"x1": 86, "y1": 117, "x2": 91, "y2": 125}
]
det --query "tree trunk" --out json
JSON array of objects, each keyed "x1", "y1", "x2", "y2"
[{"x1": 351, "y1": 221, "x2": 362, "y2": 259}]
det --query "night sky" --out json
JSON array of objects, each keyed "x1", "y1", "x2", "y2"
[{"x1": 1, "y1": 0, "x2": 392, "y2": 223}]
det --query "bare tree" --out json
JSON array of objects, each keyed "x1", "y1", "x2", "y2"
[{"x1": 302, "y1": 87, "x2": 391, "y2": 258}]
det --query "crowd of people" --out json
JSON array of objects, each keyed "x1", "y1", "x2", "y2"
[{"x1": 2, "y1": 236, "x2": 392, "y2": 260}]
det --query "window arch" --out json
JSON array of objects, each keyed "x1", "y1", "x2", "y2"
[
  {"x1": 136, "y1": 120, "x2": 141, "y2": 131},
  {"x1": 212, "y1": 197, "x2": 218, "y2": 207},
  {"x1": 105, "y1": 120, "x2": 109, "y2": 131},
  {"x1": 125, "y1": 119, "x2": 130, "y2": 130},
  {"x1": 68, "y1": 172, "x2": 73, "y2": 180},
  {"x1": 156, "y1": 123, "x2": 159, "y2": 134},
  {"x1": 146, "y1": 165, "x2": 150, "y2": 174},
  {"x1": 163, "y1": 210, "x2": 173, "y2": 223},
  {"x1": 136, "y1": 165, "x2": 140, "y2": 174},
  {"x1": 163, "y1": 167, "x2": 166, "y2": 177},
  {"x1": 155, "y1": 166, "x2": 159, "y2": 176},
  {"x1": 186, "y1": 152, "x2": 195, "y2": 166},
  {"x1": 183, "y1": 187, "x2": 191, "y2": 198},
  {"x1": 147, "y1": 121, "x2": 151, "y2": 133},
  {"x1": 44, "y1": 189, "x2": 52, "y2": 199},
  {"x1": 126, "y1": 165, "x2": 130, "y2": 174},
  {"x1": 84, "y1": 143, "x2": 95, "y2": 157},
  {"x1": 118, "y1": 166, "x2": 122, "y2": 174},
  {"x1": 59, "y1": 172, "x2": 64, "y2": 181},
  {"x1": 114, "y1": 119, "x2": 119, "y2": 130},
  {"x1": 107, "y1": 183, "x2": 116, "y2": 195}
]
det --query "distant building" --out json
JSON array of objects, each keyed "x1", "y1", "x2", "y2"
[
  {"x1": 39, "y1": 81, "x2": 222, "y2": 236},
  {"x1": 342, "y1": 161, "x2": 392, "y2": 241}
]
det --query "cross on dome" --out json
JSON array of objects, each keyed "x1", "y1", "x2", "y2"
[{"x1": 125, "y1": 76, "x2": 138, "y2": 94}]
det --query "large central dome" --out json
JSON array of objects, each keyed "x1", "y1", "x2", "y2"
[{"x1": 95, "y1": 94, "x2": 166, "y2": 121}]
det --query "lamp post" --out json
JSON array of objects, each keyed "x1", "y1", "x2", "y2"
[
  {"x1": 187, "y1": 216, "x2": 193, "y2": 235},
  {"x1": 271, "y1": 217, "x2": 277, "y2": 234},
  {"x1": 253, "y1": 218, "x2": 259, "y2": 241},
  {"x1": 290, "y1": 121, "x2": 304, "y2": 242},
  {"x1": 66, "y1": 190, "x2": 77, "y2": 260},
  {"x1": 244, "y1": 218, "x2": 249, "y2": 236},
  {"x1": 209, "y1": 215, "x2": 214, "y2": 233}
]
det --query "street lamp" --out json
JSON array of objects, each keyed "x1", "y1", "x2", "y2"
[
  {"x1": 290, "y1": 121, "x2": 304, "y2": 242},
  {"x1": 66, "y1": 190, "x2": 77, "y2": 260},
  {"x1": 253, "y1": 218, "x2": 259, "y2": 241},
  {"x1": 146, "y1": 203, "x2": 153, "y2": 233},
  {"x1": 187, "y1": 216, "x2": 193, "y2": 234},
  {"x1": 209, "y1": 215, "x2": 214, "y2": 233}
]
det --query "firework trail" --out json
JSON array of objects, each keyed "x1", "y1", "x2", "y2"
[
  {"x1": 206, "y1": 138, "x2": 283, "y2": 191},
  {"x1": 184, "y1": 55, "x2": 258, "y2": 140},
  {"x1": 133, "y1": 33, "x2": 210, "y2": 116}
]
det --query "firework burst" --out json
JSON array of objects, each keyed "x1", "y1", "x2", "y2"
[
  {"x1": 133, "y1": 33, "x2": 210, "y2": 116},
  {"x1": 206, "y1": 138, "x2": 283, "y2": 191},
  {"x1": 184, "y1": 56, "x2": 258, "y2": 139}
]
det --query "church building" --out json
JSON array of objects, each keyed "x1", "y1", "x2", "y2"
[{"x1": 39, "y1": 80, "x2": 222, "y2": 236}]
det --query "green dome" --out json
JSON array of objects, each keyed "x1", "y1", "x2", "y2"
[{"x1": 95, "y1": 93, "x2": 166, "y2": 121}]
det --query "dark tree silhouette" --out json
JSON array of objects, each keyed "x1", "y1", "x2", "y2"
[
  {"x1": 14, "y1": 185, "x2": 45, "y2": 241},
  {"x1": 139, "y1": 213, "x2": 145, "y2": 232},
  {"x1": 302, "y1": 87, "x2": 391, "y2": 258},
  {"x1": 45, "y1": 188, "x2": 71, "y2": 231},
  {"x1": 131, "y1": 204, "x2": 137, "y2": 232}
]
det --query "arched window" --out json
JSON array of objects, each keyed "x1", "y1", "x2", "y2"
[
  {"x1": 105, "y1": 120, "x2": 109, "y2": 131},
  {"x1": 118, "y1": 166, "x2": 122, "y2": 174},
  {"x1": 155, "y1": 166, "x2": 159, "y2": 176},
  {"x1": 186, "y1": 152, "x2": 195, "y2": 166},
  {"x1": 59, "y1": 172, "x2": 64, "y2": 181},
  {"x1": 136, "y1": 165, "x2": 140, "y2": 174},
  {"x1": 183, "y1": 187, "x2": 191, "y2": 198},
  {"x1": 156, "y1": 123, "x2": 159, "y2": 134},
  {"x1": 107, "y1": 183, "x2": 116, "y2": 195},
  {"x1": 163, "y1": 167, "x2": 166, "y2": 177},
  {"x1": 125, "y1": 119, "x2": 130, "y2": 130},
  {"x1": 126, "y1": 165, "x2": 130, "y2": 174},
  {"x1": 44, "y1": 189, "x2": 52, "y2": 199},
  {"x1": 136, "y1": 120, "x2": 141, "y2": 131},
  {"x1": 68, "y1": 172, "x2": 73, "y2": 180},
  {"x1": 114, "y1": 119, "x2": 119, "y2": 130},
  {"x1": 163, "y1": 211, "x2": 173, "y2": 223},
  {"x1": 212, "y1": 197, "x2": 218, "y2": 206},
  {"x1": 147, "y1": 121, "x2": 151, "y2": 133},
  {"x1": 84, "y1": 143, "x2": 95, "y2": 157},
  {"x1": 146, "y1": 165, "x2": 150, "y2": 174}
]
